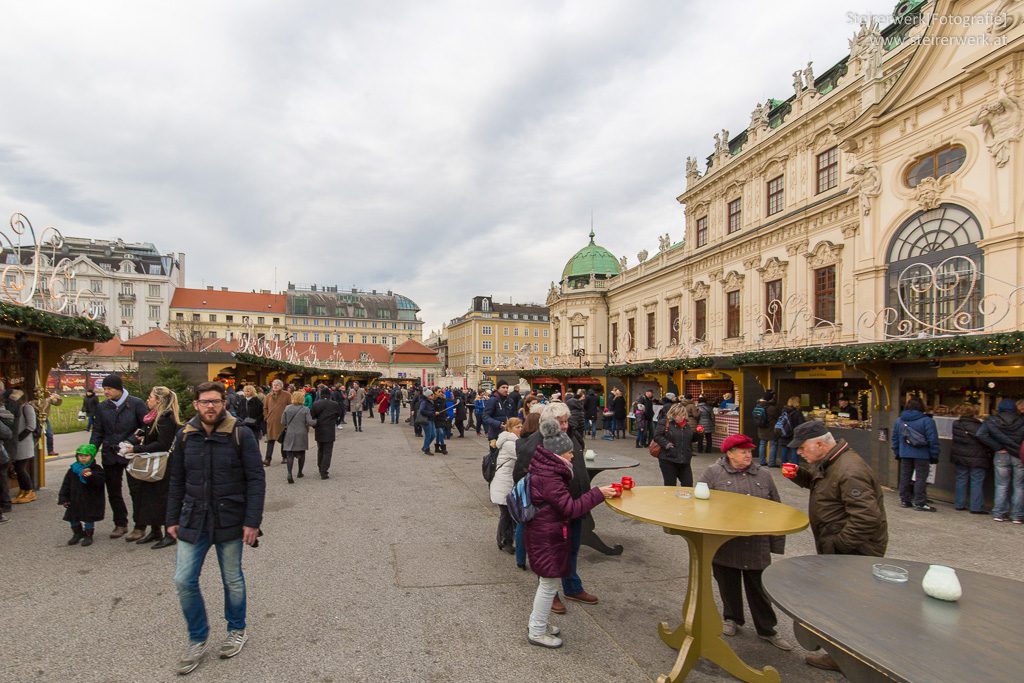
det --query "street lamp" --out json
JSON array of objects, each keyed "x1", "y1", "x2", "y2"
[{"x1": 573, "y1": 348, "x2": 586, "y2": 368}]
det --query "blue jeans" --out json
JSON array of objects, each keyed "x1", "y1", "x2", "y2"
[
  {"x1": 390, "y1": 404, "x2": 400, "y2": 424},
  {"x1": 954, "y1": 465, "x2": 986, "y2": 512},
  {"x1": 779, "y1": 445, "x2": 799, "y2": 465},
  {"x1": 588, "y1": 418, "x2": 597, "y2": 438},
  {"x1": 45, "y1": 420, "x2": 54, "y2": 454},
  {"x1": 993, "y1": 452, "x2": 1024, "y2": 521},
  {"x1": 69, "y1": 521, "x2": 95, "y2": 530},
  {"x1": 635, "y1": 421, "x2": 646, "y2": 447},
  {"x1": 758, "y1": 439, "x2": 775, "y2": 466},
  {"x1": 436, "y1": 426, "x2": 446, "y2": 447},
  {"x1": 561, "y1": 518, "x2": 584, "y2": 596},
  {"x1": 515, "y1": 522, "x2": 526, "y2": 567},
  {"x1": 421, "y1": 421, "x2": 436, "y2": 451},
  {"x1": 173, "y1": 531, "x2": 246, "y2": 644}
]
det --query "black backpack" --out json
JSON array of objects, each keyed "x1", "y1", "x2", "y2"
[{"x1": 482, "y1": 449, "x2": 497, "y2": 483}]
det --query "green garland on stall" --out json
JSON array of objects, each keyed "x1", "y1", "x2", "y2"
[
  {"x1": 0, "y1": 301, "x2": 114, "y2": 342},
  {"x1": 518, "y1": 368, "x2": 600, "y2": 379},
  {"x1": 606, "y1": 356, "x2": 715, "y2": 377},
  {"x1": 233, "y1": 352, "x2": 381, "y2": 379},
  {"x1": 730, "y1": 331, "x2": 1024, "y2": 366}
]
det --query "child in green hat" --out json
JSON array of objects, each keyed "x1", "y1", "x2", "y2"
[{"x1": 58, "y1": 444, "x2": 106, "y2": 546}]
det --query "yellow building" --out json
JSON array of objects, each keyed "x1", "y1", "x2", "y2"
[
  {"x1": 284, "y1": 283, "x2": 423, "y2": 348},
  {"x1": 446, "y1": 296, "x2": 550, "y2": 388}
]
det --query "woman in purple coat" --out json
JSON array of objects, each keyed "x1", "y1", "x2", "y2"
[{"x1": 525, "y1": 420, "x2": 616, "y2": 649}]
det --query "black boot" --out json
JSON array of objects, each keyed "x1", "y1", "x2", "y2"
[
  {"x1": 67, "y1": 524, "x2": 85, "y2": 546},
  {"x1": 434, "y1": 443, "x2": 442, "y2": 453},
  {"x1": 81, "y1": 528, "x2": 95, "y2": 547},
  {"x1": 152, "y1": 534, "x2": 176, "y2": 549},
  {"x1": 137, "y1": 528, "x2": 163, "y2": 544},
  {"x1": 440, "y1": 445, "x2": 448, "y2": 455}
]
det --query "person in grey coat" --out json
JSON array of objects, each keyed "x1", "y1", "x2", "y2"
[
  {"x1": 698, "y1": 433, "x2": 791, "y2": 651},
  {"x1": 281, "y1": 391, "x2": 315, "y2": 484}
]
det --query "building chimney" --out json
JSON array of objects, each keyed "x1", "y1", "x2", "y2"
[
  {"x1": 221, "y1": 287, "x2": 228, "y2": 291},
  {"x1": 206, "y1": 286, "x2": 214, "y2": 290}
]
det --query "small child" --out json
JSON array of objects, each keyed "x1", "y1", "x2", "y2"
[
  {"x1": 524, "y1": 420, "x2": 616, "y2": 649},
  {"x1": 59, "y1": 444, "x2": 106, "y2": 546}
]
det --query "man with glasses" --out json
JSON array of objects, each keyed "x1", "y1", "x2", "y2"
[{"x1": 167, "y1": 381, "x2": 266, "y2": 675}]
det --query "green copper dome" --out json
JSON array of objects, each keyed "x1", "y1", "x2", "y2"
[{"x1": 562, "y1": 230, "x2": 620, "y2": 280}]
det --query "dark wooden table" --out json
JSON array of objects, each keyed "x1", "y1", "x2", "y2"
[
  {"x1": 582, "y1": 454, "x2": 639, "y2": 555},
  {"x1": 763, "y1": 555, "x2": 1024, "y2": 682}
]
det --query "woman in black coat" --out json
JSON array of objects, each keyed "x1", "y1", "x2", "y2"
[
  {"x1": 653, "y1": 402, "x2": 696, "y2": 486},
  {"x1": 432, "y1": 392, "x2": 448, "y2": 454},
  {"x1": 83, "y1": 389, "x2": 100, "y2": 432},
  {"x1": 236, "y1": 385, "x2": 264, "y2": 438},
  {"x1": 951, "y1": 404, "x2": 991, "y2": 514},
  {"x1": 611, "y1": 389, "x2": 627, "y2": 439},
  {"x1": 124, "y1": 386, "x2": 181, "y2": 549}
]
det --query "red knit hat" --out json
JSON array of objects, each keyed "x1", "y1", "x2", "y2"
[{"x1": 720, "y1": 434, "x2": 756, "y2": 453}]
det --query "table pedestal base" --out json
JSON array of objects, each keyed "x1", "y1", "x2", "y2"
[
  {"x1": 580, "y1": 511, "x2": 623, "y2": 555},
  {"x1": 792, "y1": 622, "x2": 881, "y2": 683},
  {"x1": 657, "y1": 530, "x2": 780, "y2": 683}
]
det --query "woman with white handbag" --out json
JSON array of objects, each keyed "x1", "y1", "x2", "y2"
[{"x1": 123, "y1": 386, "x2": 181, "y2": 549}]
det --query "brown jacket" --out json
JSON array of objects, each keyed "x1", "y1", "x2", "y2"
[
  {"x1": 698, "y1": 457, "x2": 784, "y2": 570},
  {"x1": 262, "y1": 390, "x2": 291, "y2": 441},
  {"x1": 793, "y1": 440, "x2": 888, "y2": 557}
]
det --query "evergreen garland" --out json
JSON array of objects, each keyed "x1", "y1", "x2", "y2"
[
  {"x1": 730, "y1": 331, "x2": 1024, "y2": 366},
  {"x1": 0, "y1": 301, "x2": 114, "y2": 342},
  {"x1": 606, "y1": 356, "x2": 715, "y2": 377}
]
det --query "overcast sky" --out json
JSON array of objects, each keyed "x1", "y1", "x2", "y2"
[{"x1": 2, "y1": 0, "x2": 896, "y2": 332}]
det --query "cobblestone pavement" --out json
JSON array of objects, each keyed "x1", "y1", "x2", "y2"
[{"x1": 3, "y1": 420, "x2": 1019, "y2": 682}]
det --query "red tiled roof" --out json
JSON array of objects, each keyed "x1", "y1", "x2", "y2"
[
  {"x1": 82, "y1": 337, "x2": 127, "y2": 358},
  {"x1": 170, "y1": 288, "x2": 287, "y2": 313},
  {"x1": 392, "y1": 338, "x2": 439, "y2": 364},
  {"x1": 122, "y1": 328, "x2": 180, "y2": 348}
]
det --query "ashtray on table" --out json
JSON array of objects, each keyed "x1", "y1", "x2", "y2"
[{"x1": 872, "y1": 564, "x2": 909, "y2": 583}]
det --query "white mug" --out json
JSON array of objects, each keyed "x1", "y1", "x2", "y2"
[
  {"x1": 694, "y1": 482, "x2": 711, "y2": 499},
  {"x1": 584, "y1": 449, "x2": 596, "y2": 461}
]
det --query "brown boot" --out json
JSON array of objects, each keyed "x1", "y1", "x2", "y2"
[
  {"x1": 109, "y1": 526, "x2": 128, "y2": 539},
  {"x1": 124, "y1": 527, "x2": 146, "y2": 542},
  {"x1": 551, "y1": 594, "x2": 567, "y2": 615},
  {"x1": 805, "y1": 652, "x2": 840, "y2": 672}
]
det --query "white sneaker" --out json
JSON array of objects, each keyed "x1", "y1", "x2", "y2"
[
  {"x1": 528, "y1": 632, "x2": 563, "y2": 649},
  {"x1": 219, "y1": 629, "x2": 248, "y2": 659},
  {"x1": 175, "y1": 639, "x2": 208, "y2": 675},
  {"x1": 526, "y1": 624, "x2": 561, "y2": 636},
  {"x1": 722, "y1": 619, "x2": 738, "y2": 636},
  {"x1": 759, "y1": 633, "x2": 794, "y2": 651}
]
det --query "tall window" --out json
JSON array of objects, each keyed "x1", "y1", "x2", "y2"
[
  {"x1": 482, "y1": 325, "x2": 492, "y2": 335},
  {"x1": 482, "y1": 340, "x2": 492, "y2": 350},
  {"x1": 726, "y1": 291, "x2": 741, "y2": 338},
  {"x1": 765, "y1": 279, "x2": 783, "y2": 333},
  {"x1": 120, "y1": 282, "x2": 133, "y2": 296},
  {"x1": 696, "y1": 216, "x2": 708, "y2": 247},
  {"x1": 814, "y1": 267, "x2": 836, "y2": 325},
  {"x1": 668, "y1": 305, "x2": 680, "y2": 344},
  {"x1": 611, "y1": 322, "x2": 618, "y2": 353},
  {"x1": 121, "y1": 305, "x2": 134, "y2": 319},
  {"x1": 646, "y1": 312, "x2": 656, "y2": 349},
  {"x1": 571, "y1": 324, "x2": 585, "y2": 352},
  {"x1": 90, "y1": 279, "x2": 103, "y2": 293},
  {"x1": 627, "y1": 318, "x2": 635, "y2": 351},
  {"x1": 886, "y1": 204, "x2": 983, "y2": 335},
  {"x1": 148, "y1": 284, "x2": 160, "y2": 297},
  {"x1": 694, "y1": 300, "x2": 706, "y2": 342},
  {"x1": 767, "y1": 175, "x2": 785, "y2": 215},
  {"x1": 727, "y1": 198, "x2": 742, "y2": 234},
  {"x1": 816, "y1": 147, "x2": 839, "y2": 193},
  {"x1": 149, "y1": 305, "x2": 160, "y2": 320}
]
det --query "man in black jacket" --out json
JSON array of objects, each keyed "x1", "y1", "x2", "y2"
[
  {"x1": 483, "y1": 381, "x2": 515, "y2": 442},
  {"x1": 310, "y1": 395, "x2": 341, "y2": 478},
  {"x1": 975, "y1": 398, "x2": 1024, "y2": 522},
  {"x1": 167, "y1": 381, "x2": 265, "y2": 675},
  {"x1": 756, "y1": 392, "x2": 781, "y2": 467},
  {"x1": 583, "y1": 389, "x2": 600, "y2": 439},
  {"x1": 90, "y1": 373, "x2": 148, "y2": 538},
  {"x1": 639, "y1": 390, "x2": 656, "y2": 447}
]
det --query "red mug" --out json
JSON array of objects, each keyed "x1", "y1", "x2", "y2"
[
  {"x1": 782, "y1": 463, "x2": 798, "y2": 479},
  {"x1": 621, "y1": 476, "x2": 634, "y2": 490},
  {"x1": 610, "y1": 483, "x2": 623, "y2": 497},
  {"x1": 696, "y1": 425, "x2": 704, "y2": 433}
]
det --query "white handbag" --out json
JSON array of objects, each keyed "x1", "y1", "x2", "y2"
[{"x1": 126, "y1": 451, "x2": 170, "y2": 482}]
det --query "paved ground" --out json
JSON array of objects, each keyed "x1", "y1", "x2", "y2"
[{"x1": 3, "y1": 417, "x2": 1020, "y2": 682}]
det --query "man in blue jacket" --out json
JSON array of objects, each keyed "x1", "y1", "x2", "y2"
[
  {"x1": 483, "y1": 380, "x2": 515, "y2": 443},
  {"x1": 90, "y1": 373, "x2": 149, "y2": 538},
  {"x1": 167, "y1": 381, "x2": 266, "y2": 675},
  {"x1": 891, "y1": 397, "x2": 940, "y2": 512}
]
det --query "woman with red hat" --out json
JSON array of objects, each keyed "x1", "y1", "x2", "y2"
[{"x1": 697, "y1": 433, "x2": 793, "y2": 652}]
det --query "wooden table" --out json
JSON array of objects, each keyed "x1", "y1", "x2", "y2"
[
  {"x1": 582, "y1": 454, "x2": 640, "y2": 556},
  {"x1": 606, "y1": 486, "x2": 809, "y2": 683},
  {"x1": 763, "y1": 555, "x2": 1024, "y2": 682}
]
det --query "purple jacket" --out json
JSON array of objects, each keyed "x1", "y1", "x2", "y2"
[{"x1": 524, "y1": 446, "x2": 605, "y2": 578}]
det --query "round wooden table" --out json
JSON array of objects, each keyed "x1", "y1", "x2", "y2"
[
  {"x1": 582, "y1": 454, "x2": 640, "y2": 555},
  {"x1": 606, "y1": 486, "x2": 809, "y2": 683},
  {"x1": 763, "y1": 555, "x2": 1024, "y2": 682}
]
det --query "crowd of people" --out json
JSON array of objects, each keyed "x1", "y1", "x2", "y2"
[{"x1": 3, "y1": 370, "x2": 1022, "y2": 676}]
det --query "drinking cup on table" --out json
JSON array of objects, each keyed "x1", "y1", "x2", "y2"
[
  {"x1": 621, "y1": 476, "x2": 634, "y2": 490},
  {"x1": 782, "y1": 463, "x2": 798, "y2": 479},
  {"x1": 693, "y1": 482, "x2": 710, "y2": 499},
  {"x1": 610, "y1": 483, "x2": 623, "y2": 497}
]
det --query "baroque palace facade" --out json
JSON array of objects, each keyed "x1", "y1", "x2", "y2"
[{"x1": 541, "y1": 0, "x2": 1024, "y2": 498}]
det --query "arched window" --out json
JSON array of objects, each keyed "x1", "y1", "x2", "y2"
[{"x1": 886, "y1": 204, "x2": 983, "y2": 336}]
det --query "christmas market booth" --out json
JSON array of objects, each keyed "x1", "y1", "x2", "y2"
[
  {"x1": 1, "y1": 302, "x2": 113, "y2": 488},
  {"x1": 733, "y1": 332, "x2": 1024, "y2": 502},
  {"x1": 518, "y1": 369, "x2": 605, "y2": 402}
]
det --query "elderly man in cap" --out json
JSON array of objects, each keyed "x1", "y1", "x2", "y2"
[
  {"x1": 782, "y1": 419, "x2": 888, "y2": 671},
  {"x1": 90, "y1": 373, "x2": 149, "y2": 539}
]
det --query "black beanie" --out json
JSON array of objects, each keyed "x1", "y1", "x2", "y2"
[{"x1": 102, "y1": 374, "x2": 124, "y2": 391}]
